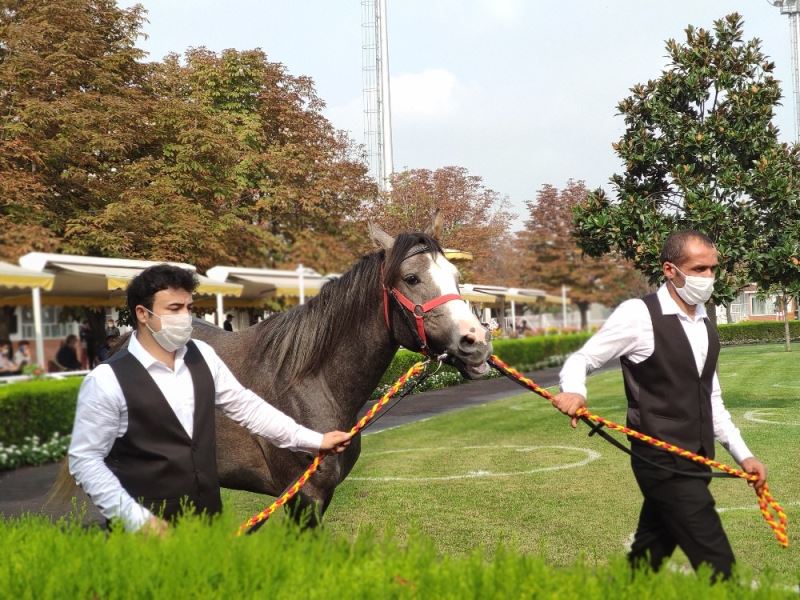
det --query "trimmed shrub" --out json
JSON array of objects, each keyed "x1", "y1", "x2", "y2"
[
  {"x1": 718, "y1": 320, "x2": 800, "y2": 345},
  {"x1": 0, "y1": 378, "x2": 82, "y2": 445},
  {"x1": 375, "y1": 333, "x2": 592, "y2": 396},
  {"x1": 491, "y1": 333, "x2": 592, "y2": 371}
]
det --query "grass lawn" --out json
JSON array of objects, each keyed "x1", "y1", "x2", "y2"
[{"x1": 225, "y1": 343, "x2": 799, "y2": 584}]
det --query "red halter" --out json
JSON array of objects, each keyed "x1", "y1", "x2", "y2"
[{"x1": 381, "y1": 250, "x2": 464, "y2": 354}]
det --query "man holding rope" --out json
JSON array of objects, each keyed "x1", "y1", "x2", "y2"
[
  {"x1": 69, "y1": 265, "x2": 351, "y2": 535},
  {"x1": 552, "y1": 230, "x2": 767, "y2": 580}
]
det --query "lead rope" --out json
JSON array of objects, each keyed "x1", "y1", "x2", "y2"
[
  {"x1": 487, "y1": 355, "x2": 789, "y2": 549},
  {"x1": 236, "y1": 359, "x2": 431, "y2": 536}
]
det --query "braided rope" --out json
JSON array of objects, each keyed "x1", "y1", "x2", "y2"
[
  {"x1": 488, "y1": 355, "x2": 789, "y2": 548},
  {"x1": 236, "y1": 360, "x2": 428, "y2": 537}
]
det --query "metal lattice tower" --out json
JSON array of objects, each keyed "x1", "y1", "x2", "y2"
[
  {"x1": 361, "y1": 0, "x2": 394, "y2": 191},
  {"x1": 771, "y1": 0, "x2": 800, "y2": 141}
]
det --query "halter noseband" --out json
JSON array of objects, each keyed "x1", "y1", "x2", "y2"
[{"x1": 381, "y1": 245, "x2": 464, "y2": 355}]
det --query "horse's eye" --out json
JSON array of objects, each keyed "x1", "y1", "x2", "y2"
[{"x1": 403, "y1": 275, "x2": 420, "y2": 285}]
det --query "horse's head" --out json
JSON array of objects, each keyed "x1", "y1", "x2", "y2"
[{"x1": 370, "y1": 222, "x2": 492, "y2": 379}]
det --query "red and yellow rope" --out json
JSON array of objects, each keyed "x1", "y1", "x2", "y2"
[
  {"x1": 488, "y1": 355, "x2": 789, "y2": 548},
  {"x1": 236, "y1": 360, "x2": 428, "y2": 536}
]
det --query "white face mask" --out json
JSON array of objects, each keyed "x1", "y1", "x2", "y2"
[
  {"x1": 670, "y1": 265, "x2": 715, "y2": 305},
  {"x1": 143, "y1": 307, "x2": 193, "y2": 352}
]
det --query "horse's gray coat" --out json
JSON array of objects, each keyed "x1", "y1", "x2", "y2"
[{"x1": 194, "y1": 228, "x2": 492, "y2": 523}]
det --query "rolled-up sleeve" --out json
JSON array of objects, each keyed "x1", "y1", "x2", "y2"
[
  {"x1": 207, "y1": 351, "x2": 323, "y2": 452},
  {"x1": 68, "y1": 372, "x2": 153, "y2": 532}
]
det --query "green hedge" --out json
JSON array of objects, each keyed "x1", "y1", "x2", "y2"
[
  {"x1": 0, "y1": 378, "x2": 81, "y2": 445},
  {"x1": 717, "y1": 320, "x2": 800, "y2": 345},
  {"x1": 491, "y1": 333, "x2": 592, "y2": 371},
  {"x1": 378, "y1": 333, "x2": 592, "y2": 388}
]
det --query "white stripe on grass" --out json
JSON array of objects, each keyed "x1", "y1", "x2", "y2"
[{"x1": 349, "y1": 445, "x2": 601, "y2": 482}]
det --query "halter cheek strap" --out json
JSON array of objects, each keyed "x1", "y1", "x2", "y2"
[
  {"x1": 380, "y1": 250, "x2": 464, "y2": 354},
  {"x1": 388, "y1": 288, "x2": 463, "y2": 352}
]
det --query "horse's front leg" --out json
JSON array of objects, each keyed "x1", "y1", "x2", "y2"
[{"x1": 284, "y1": 453, "x2": 346, "y2": 528}]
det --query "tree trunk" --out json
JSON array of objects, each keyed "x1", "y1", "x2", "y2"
[
  {"x1": 782, "y1": 291, "x2": 791, "y2": 352},
  {"x1": 577, "y1": 301, "x2": 590, "y2": 331},
  {"x1": 706, "y1": 300, "x2": 718, "y2": 329},
  {"x1": 725, "y1": 303, "x2": 733, "y2": 324}
]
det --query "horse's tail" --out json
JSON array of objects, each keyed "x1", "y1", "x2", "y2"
[{"x1": 44, "y1": 457, "x2": 79, "y2": 507}]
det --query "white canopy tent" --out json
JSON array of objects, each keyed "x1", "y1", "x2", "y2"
[
  {"x1": 205, "y1": 265, "x2": 333, "y2": 325},
  {"x1": 0, "y1": 262, "x2": 56, "y2": 366},
  {"x1": 12, "y1": 253, "x2": 243, "y2": 365},
  {"x1": 461, "y1": 284, "x2": 566, "y2": 333}
]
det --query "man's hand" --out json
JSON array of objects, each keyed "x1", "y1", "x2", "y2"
[
  {"x1": 551, "y1": 392, "x2": 587, "y2": 428},
  {"x1": 740, "y1": 456, "x2": 767, "y2": 491},
  {"x1": 320, "y1": 430, "x2": 351, "y2": 453},
  {"x1": 139, "y1": 516, "x2": 169, "y2": 537}
]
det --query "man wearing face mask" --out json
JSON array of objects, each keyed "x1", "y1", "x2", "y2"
[
  {"x1": 551, "y1": 230, "x2": 767, "y2": 580},
  {"x1": 69, "y1": 264, "x2": 351, "y2": 535}
]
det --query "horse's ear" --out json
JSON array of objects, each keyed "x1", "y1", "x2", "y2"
[
  {"x1": 368, "y1": 221, "x2": 394, "y2": 251},
  {"x1": 424, "y1": 209, "x2": 444, "y2": 239}
]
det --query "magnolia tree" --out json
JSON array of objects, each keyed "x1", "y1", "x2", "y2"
[
  {"x1": 746, "y1": 145, "x2": 800, "y2": 350},
  {"x1": 573, "y1": 14, "x2": 793, "y2": 329}
]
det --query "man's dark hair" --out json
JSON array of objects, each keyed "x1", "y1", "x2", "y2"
[
  {"x1": 126, "y1": 264, "x2": 198, "y2": 328},
  {"x1": 659, "y1": 230, "x2": 715, "y2": 266},
  {"x1": 225, "y1": 314, "x2": 233, "y2": 320}
]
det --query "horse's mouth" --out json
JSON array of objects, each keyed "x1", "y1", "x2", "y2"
[
  {"x1": 466, "y1": 361, "x2": 490, "y2": 377},
  {"x1": 447, "y1": 355, "x2": 492, "y2": 380}
]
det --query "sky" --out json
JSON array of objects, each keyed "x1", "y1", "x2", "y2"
[{"x1": 118, "y1": 1, "x2": 794, "y2": 227}]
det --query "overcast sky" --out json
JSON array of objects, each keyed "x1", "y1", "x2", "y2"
[{"x1": 118, "y1": 1, "x2": 794, "y2": 226}]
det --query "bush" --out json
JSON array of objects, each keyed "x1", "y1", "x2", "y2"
[
  {"x1": 718, "y1": 320, "x2": 800, "y2": 345},
  {"x1": 372, "y1": 333, "x2": 592, "y2": 399},
  {"x1": 0, "y1": 378, "x2": 82, "y2": 445},
  {"x1": 491, "y1": 332, "x2": 592, "y2": 372},
  {"x1": 0, "y1": 432, "x2": 71, "y2": 471}
]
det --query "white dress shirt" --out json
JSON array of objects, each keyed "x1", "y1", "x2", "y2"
[
  {"x1": 559, "y1": 284, "x2": 752, "y2": 464},
  {"x1": 69, "y1": 332, "x2": 323, "y2": 532}
]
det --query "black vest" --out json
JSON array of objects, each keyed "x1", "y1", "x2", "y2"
[
  {"x1": 620, "y1": 293, "x2": 719, "y2": 458},
  {"x1": 104, "y1": 341, "x2": 222, "y2": 520}
]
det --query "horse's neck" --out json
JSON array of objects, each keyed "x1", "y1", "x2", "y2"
[{"x1": 320, "y1": 307, "x2": 398, "y2": 419}]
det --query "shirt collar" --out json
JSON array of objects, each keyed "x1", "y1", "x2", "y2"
[
  {"x1": 657, "y1": 283, "x2": 707, "y2": 322},
  {"x1": 129, "y1": 330, "x2": 188, "y2": 370}
]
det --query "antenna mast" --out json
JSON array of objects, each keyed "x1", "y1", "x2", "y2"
[
  {"x1": 771, "y1": 1, "x2": 800, "y2": 140},
  {"x1": 361, "y1": 0, "x2": 394, "y2": 191}
]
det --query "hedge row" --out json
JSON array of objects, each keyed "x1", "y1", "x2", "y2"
[
  {"x1": 2, "y1": 324, "x2": 791, "y2": 446},
  {"x1": 376, "y1": 333, "x2": 592, "y2": 388},
  {"x1": 717, "y1": 320, "x2": 800, "y2": 345},
  {"x1": 0, "y1": 378, "x2": 82, "y2": 446}
]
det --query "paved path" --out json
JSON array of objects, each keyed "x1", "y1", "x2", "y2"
[{"x1": 0, "y1": 363, "x2": 610, "y2": 521}]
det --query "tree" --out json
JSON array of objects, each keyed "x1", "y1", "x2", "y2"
[
  {"x1": 746, "y1": 144, "x2": 800, "y2": 350},
  {"x1": 1, "y1": 3, "x2": 375, "y2": 272},
  {"x1": 0, "y1": 0, "x2": 151, "y2": 260},
  {"x1": 518, "y1": 181, "x2": 649, "y2": 329},
  {"x1": 363, "y1": 167, "x2": 514, "y2": 282},
  {"x1": 573, "y1": 13, "x2": 788, "y2": 324},
  {"x1": 65, "y1": 47, "x2": 376, "y2": 271}
]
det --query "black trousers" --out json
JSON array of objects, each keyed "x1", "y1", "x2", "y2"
[{"x1": 627, "y1": 443, "x2": 735, "y2": 580}]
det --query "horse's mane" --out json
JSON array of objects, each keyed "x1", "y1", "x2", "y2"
[{"x1": 256, "y1": 232, "x2": 443, "y2": 389}]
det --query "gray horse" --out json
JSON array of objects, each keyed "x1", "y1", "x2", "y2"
[{"x1": 50, "y1": 223, "x2": 493, "y2": 524}]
